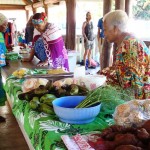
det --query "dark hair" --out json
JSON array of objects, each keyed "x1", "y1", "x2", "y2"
[
  {"x1": 32, "y1": 12, "x2": 47, "y2": 20},
  {"x1": 86, "y1": 12, "x2": 90, "y2": 20}
]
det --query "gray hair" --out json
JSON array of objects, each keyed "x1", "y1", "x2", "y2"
[
  {"x1": 0, "y1": 13, "x2": 7, "y2": 26},
  {"x1": 103, "y1": 10, "x2": 128, "y2": 32}
]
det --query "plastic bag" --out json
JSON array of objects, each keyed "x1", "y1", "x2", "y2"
[{"x1": 113, "y1": 99, "x2": 150, "y2": 127}]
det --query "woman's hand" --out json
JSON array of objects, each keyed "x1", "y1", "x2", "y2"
[{"x1": 37, "y1": 60, "x2": 48, "y2": 66}]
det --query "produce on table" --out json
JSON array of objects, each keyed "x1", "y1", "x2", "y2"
[
  {"x1": 28, "y1": 94, "x2": 56, "y2": 115},
  {"x1": 22, "y1": 78, "x2": 48, "y2": 93},
  {"x1": 40, "y1": 94, "x2": 56, "y2": 106},
  {"x1": 12, "y1": 68, "x2": 28, "y2": 78},
  {"x1": 76, "y1": 85, "x2": 133, "y2": 109},
  {"x1": 98, "y1": 120, "x2": 150, "y2": 150},
  {"x1": 18, "y1": 81, "x2": 89, "y2": 115},
  {"x1": 29, "y1": 100, "x2": 39, "y2": 110},
  {"x1": 38, "y1": 103, "x2": 55, "y2": 115},
  {"x1": 114, "y1": 99, "x2": 150, "y2": 127},
  {"x1": 32, "y1": 96, "x2": 40, "y2": 103},
  {"x1": 18, "y1": 85, "x2": 49, "y2": 101},
  {"x1": 47, "y1": 68, "x2": 67, "y2": 74},
  {"x1": 46, "y1": 82, "x2": 89, "y2": 97}
]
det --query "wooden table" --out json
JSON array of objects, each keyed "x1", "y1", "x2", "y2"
[{"x1": 1, "y1": 58, "x2": 51, "y2": 79}]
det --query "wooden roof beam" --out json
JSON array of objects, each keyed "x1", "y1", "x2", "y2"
[
  {"x1": 44, "y1": 0, "x2": 60, "y2": 4},
  {"x1": 22, "y1": 0, "x2": 32, "y2": 5},
  {"x1": 25, "y1": 0, "x2": 61, "y2": 10},
  {"x1": 0, "y1": 5, "x2": 25, "y2": 10}
]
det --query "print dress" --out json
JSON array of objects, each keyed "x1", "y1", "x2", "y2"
[{"x1": 101, "y1": 35, "x2": 150, "y2": 99}]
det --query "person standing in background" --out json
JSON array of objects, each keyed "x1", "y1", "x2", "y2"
[
  {"x1": 97, "y1": 17, "x2": 104, "y2": 69},
  {"x1": 0, "y1": 13, "x2": 8, "y2": 122},
  {"x1": 82, "y1": 12, "x2": 95, "y2": 70},
  {"x1": 25, "y1": 15, "x2": 34, "y2": 44}
]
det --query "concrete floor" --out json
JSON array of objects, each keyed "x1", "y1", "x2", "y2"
[{"x1": 0, "y1": 101, "x2": 29, "y2": 150}]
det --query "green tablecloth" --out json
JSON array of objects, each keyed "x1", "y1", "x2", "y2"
[
  {"x1": 5, "y1": 52, "x2": 19, "y2": 60},
  {"x1": 4, "y1": 77, "x2": 114, "y2": 150}
]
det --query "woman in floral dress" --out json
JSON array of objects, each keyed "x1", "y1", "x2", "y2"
[{"x1": 99, "y1": 10, "x2": 150, "y2": 99}]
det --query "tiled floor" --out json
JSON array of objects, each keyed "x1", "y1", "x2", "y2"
[{"x1": 0, "y1": 101, "x2": 29, "y2": 150}]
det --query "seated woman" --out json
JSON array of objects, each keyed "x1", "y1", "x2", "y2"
[{"x1": 98, "y1": 10, "x2": 150, "y2": 99}]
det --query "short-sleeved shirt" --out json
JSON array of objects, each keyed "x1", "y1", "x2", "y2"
[
  {"x1": 97, "y1": 18, "x2": 104, "y2": 38},
  {"x1": 100, "y1": 35, "x2": 150, "y2": 99}
]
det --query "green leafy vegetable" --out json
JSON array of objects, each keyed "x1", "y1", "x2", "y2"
[{"x1": 76, "y1": 85, "x2": 134, "y2": 110}]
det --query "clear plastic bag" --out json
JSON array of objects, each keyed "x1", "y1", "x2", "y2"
[{"x1": 113, "y1": 99, "x2": 150, "y2": 127}]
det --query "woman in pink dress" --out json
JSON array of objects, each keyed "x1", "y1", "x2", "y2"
[{"x1": 32, "y1": 12, "x2": 69, "y2": 71}]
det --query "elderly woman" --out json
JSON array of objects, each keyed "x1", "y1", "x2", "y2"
[
  {"x1": 31, "y1": 12, "x2": 69, "y2": 71},
  {"x1": 99, "y1": 10, "x2": 150, "y2": 99},
  {"x1": 0, "y1": 13, "x2": 8, "y2": 122}
]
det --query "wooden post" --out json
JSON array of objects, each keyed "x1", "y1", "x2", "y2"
[
  {"x1": 103, "y1": 0, "x2": 112, "y2": 15},
  {"x1": 125, "y1": 0, "x2": 132, "y2": 16},
  {"x1": 32, "y1": 5, "x2": 37, "y2": 14},
  {"x1": 100, "y1": 0, "x2": 112, "y2": 70},
  {"x1": 26, "y1": 10, "x2": 29, "y2": 23},
  {"x1": 115, "y1": 0, "x2": 125, "y2": 10},
  {"x1": 65, "y1": 0, "x2": 76, "y2": 50},
  {"x1": 44, "y1": 4, "x2": 49, "y2": 19}
]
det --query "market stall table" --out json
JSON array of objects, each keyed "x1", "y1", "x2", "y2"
[{"x1": 1, "y1": 59, "x2": 113, "y2": 150}]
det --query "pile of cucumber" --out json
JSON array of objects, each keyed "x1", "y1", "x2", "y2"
[{"x1": 18, "y1": 81, "x2": 89, "y2": 115}]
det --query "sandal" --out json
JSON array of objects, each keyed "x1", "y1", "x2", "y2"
[{"x1": 88, "y1": 66, "x2": 96, "y2": 69}]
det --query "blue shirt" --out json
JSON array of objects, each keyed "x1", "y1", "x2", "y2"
[{"x1": 97, "y1": 18, "x2": 104, "y2": 38}]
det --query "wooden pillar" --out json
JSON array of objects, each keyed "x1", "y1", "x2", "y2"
[
  {"x1": 103, "y1": 0, "x2": 112, "y2": 15},
  {"x1": 125, "y1": 0, "x2": 132, "y2": 16},
  {"x1": 115, "y1": 0, "x2": 125, "y2": 10},
  {"x1": 44, "y1": 5, "x2": 49, "y2": 18},
  {"x1": 65, "y1": 0, "x2": 76, "y2": 50},
  {"x1": 45, "y1": 6, "x2": 49, "y2": 16},
  {"x1": 32, "y1": 7, "x2": 37, "y2": 14},
  {"x1": 26, "y1": 10, "x2": 29, "y2": 23},
  {"x1": 101, "y1": 0, "x2": 112, "y2": 70}
]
